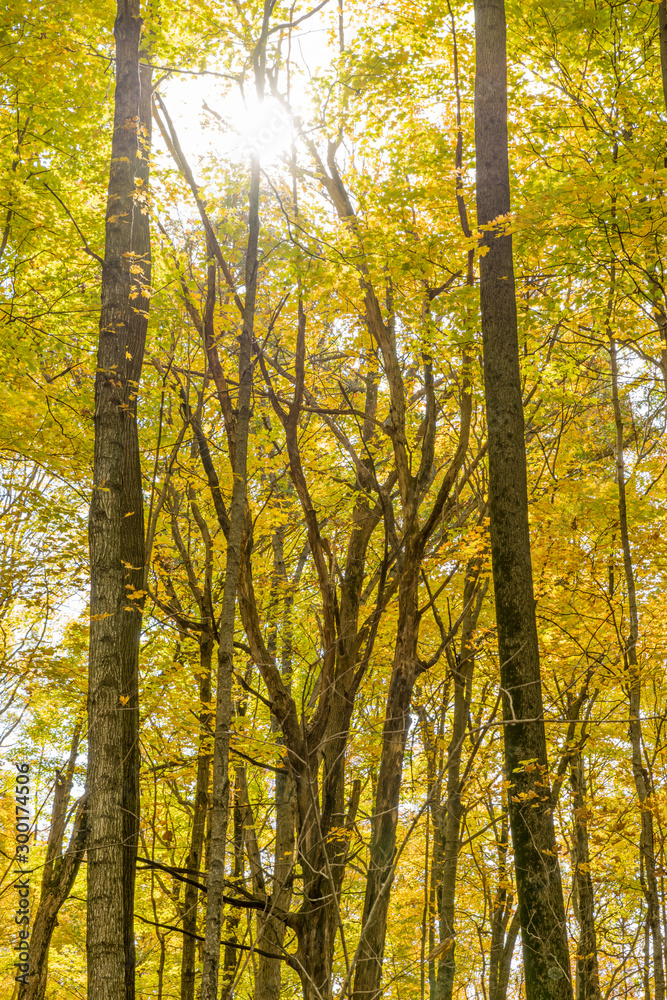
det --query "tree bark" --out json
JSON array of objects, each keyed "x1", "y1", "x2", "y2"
[
  {"x1": 473, "y1": 2, "x2": 572, "y2": 996},
  {"x1": 86, "y1": 4, "x2": 147, "y2": 998}
]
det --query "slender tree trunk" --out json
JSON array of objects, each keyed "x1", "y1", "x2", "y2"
[
  {"x1": 659, "y1": 3, "x2": 667, "y2": 139},
  {"x1": 86, "y1": 4, "x2": 145, "y2": 998},
  {"x1": 220, "y1": 771, "x2": 245, "y2": 1000},
  {"x1": 569, "y1": 743, "x2": 601, "y2": 1000},
  {"x1": 256, "y1": 543, "x2": 296, "y2": 1000},
  {"x1": 433, "y1": 562, "x2": 483, "y2": 1000},
  {"x1": 609, "y1": 334, "x2": 665, "y2": 1000},
  {"x1": 199, "y1": 146, "x2": 261, "y2": 1000},
  {"x1": 352, "y1": 540, "x2": 422, "y2": 1000},
  {"x1": 473, "y1": 2, "x2": 572, "y2": 996},
  {"x1": 488, "y1": 814, "x2": 521, "y2": 1000},
  {"x1": 181, "y1": 635, "x2": 214, "y2": 1000},
  {"x1": 19, "y1": 729, "x2": 87, "y2": 1000},
  {"x1": 121, "y1": 48, "x2": 153, "y2": 1000}
]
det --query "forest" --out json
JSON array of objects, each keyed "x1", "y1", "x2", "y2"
[{"x1": 1, "y1": 1, "x2": 666, "y2": 999}]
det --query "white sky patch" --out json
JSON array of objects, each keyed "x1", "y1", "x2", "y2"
[{"x1": 157, "y1": 7, "x2": 341, "y2": 170}]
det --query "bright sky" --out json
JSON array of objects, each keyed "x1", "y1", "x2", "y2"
[{"x1": 159, "y1": 6, "x2": 339, "y2": 170}]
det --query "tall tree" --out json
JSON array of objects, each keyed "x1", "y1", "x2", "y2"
[
  {"x1": 198, "y1": 3, "x2": 271, "y2": 992},
  {"x1": 86, "y1": 2, "x2": 151, "y2": 998},
  {"x1": 473, "y1": 1, "x2": 572, "y2": 997}
]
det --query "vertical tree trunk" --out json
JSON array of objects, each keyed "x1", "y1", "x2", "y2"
[
  {"x1": 658, "y1": 2, "x2": 667, "y2": 137},
  {"x1": 352, "y1": 540, "x2": 422, "y2": 1000},
  {"x1": 488, "y1": 813, "x2": 521, "y2": 1000},
  {"x1": 199, "y1": 145, "x2": 261, "y2": 1000},
  {"x1": 256, "y1": 538, "x2": 295, "y2": 1000},
  {"x1": 473, "y1": 2, "x2": 572, "y2": 996},
  {"x1": 86, "y1": 4, "x2": 145, "y2": 998},
  {"x1": 181, "y1": 636, "x2": 214, "y2": 1000},
  {"x1": 433, "y1": 562, "x2": 484, "y2": 1000},
  {"x1": 220, "y1": 771, "x2": 246, "y2": 1000},
  {"x1": 254, "y1": 757, "x2": 294, "y2": 1000},
  {"x1": 121, "y1": 47, "x2": 153, "y2": 1000},
  {"x1": 609, "y1": 334, "x2": 665, "y2": 1000},
  {"x1": 569, "y1": 742, "x2": 601, "y2": 1000}
]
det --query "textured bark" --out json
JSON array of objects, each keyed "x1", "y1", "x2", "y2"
[
  {"x1": 199, "y1": 147, "x2": 261, "y2": 1000},
  {"x1": 609, "y1": 335, "x2": 665, "y2": 1000},
  {"x1": 473, "y1": 2, "x2": 572, "y2": 997},
  {"x1": 19, "y1": 730, "x2": 87, "y2": 1000},
  {"x1": 181, "y1": 636, "x2": 213, "y2": 1000},
  {"x1": 86, "y1": 4, "x2": 146, "y2": 998}
]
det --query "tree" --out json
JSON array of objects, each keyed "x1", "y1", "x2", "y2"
[{"x1": 474, "y1": 0, "x2": 572, "y2": 996}]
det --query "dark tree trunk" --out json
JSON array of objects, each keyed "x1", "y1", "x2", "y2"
[
  {"x1": 473, "y1": 2, "x2": 572, "y2": 996},
  {"x1": 86, "y1": 4, "x2": 149, "y2": 998}
]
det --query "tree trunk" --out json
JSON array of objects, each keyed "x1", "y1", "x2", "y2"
[
  {"x1": 199, "y1": 145, "x2": 261, "y2": 1000},
  {"x1": 220, "y1": 771, "x2": 246, "y2": 1000},
  {"x1": 86, "y1": 4, "x2": 146, "y2": 998},
  {"x1": 473, "y1": 2, "x2": 572, "y2": 996},
  {"x1": 488, "y1": 815, "x2": 521, "y2": 1000},
  {"x1": 569, "y1": 744, "x2": 601, "y2": 1000},
  {"x1": 659, "y1": 3, "x2": 667, "y2": 137},
  {"x1": 121, "y1": 48, "x2": 153, "y2": 1000},
  {"x1": 19, "y1": 728, "x2": 87, "y2": 1000},
  {"x1": 433, "y1": 562, "x2": 484, "y2": 1000},
  {"x1": 609, "y1": 334, "x2": 665, "y2": 1000},
  {"x1": 352, "y1": 541, "x2": 422, "y2": 1000},
  {"x1": 256, "y1": 538, "x2": 296, "y2": 1000},
  {"x1": 181, "y1": 635, "x2": 214, "y2": 1000}
]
